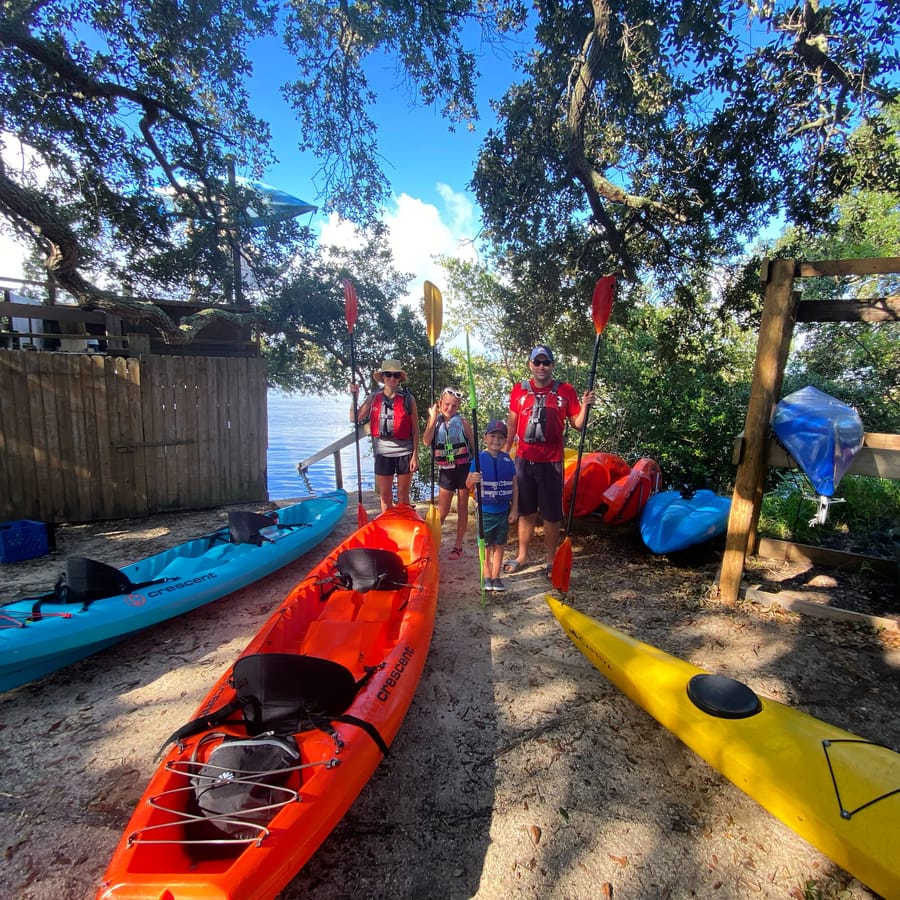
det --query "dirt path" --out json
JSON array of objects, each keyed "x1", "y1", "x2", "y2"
[{"x1": 1, "y1": 497, "x2": 898, "y2": 900}]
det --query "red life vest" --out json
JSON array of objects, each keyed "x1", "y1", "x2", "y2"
[
  {"x1": 516, "y1": 379, "x2": 566, "y2": 446},
  {"x1": 370, "y1": 390, "x2": 414, "y2": 440}
]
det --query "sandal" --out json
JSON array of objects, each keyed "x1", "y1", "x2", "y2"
[
  {"x1": 543, "y1": 565, "x2": 554, "y2": 579},
  {"x1": 503, "y1": 559, "x2": 524, "y2": 574},
  {"x1": 449, "y1": 546, "x2": 464, "y2": 561}
]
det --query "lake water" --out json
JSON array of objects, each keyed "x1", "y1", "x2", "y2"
[{"x1": 267, "y1": 391, "x2": 375, "y2": 499}]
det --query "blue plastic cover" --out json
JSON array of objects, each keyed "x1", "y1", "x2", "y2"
[{"x1": 772, "y1": 386, "x2": 864, "y2": 497}]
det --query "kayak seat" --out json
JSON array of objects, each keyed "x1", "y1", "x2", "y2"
[
  {"x1": 161, "y1": 653, "x2": 390, "y2": 760},
  {"x1": 335, "y1": 548, "x2": 408, "y2": 592},
  {"x1": 232, "y1": 653, "x2": 360, "y2": 734},
  {"x1": 687, "y1": 673, "x2": 762, "y2": 719},
  {"x1": 318, "y1": 548, "x2": 409, "y2": 600},
  {"x1": 228, "y1": 510, "x2": 280, "y2": 546},
  {"x1": 29, "y1": 557, "x2": 174, "y2": 620}
]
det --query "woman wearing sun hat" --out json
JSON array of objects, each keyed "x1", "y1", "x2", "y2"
[{"x1": 350, "y1": 359, "x2": 420, "y2": 512}]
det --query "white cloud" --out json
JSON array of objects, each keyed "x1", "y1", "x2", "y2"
[
  {"x1": 0, "y1": 227, "x2": 28, "y2": 281},
  {"x1": 320, "y1": 185, "x2": 480, "y2": 310}
]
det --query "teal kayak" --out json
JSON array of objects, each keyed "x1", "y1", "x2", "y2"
[
  {"x1": 0, "y1": 490, "x2": 348, "y2": 692},
  {"x1": 547, "y1": 595, "x2": 900, "y2": 899}
]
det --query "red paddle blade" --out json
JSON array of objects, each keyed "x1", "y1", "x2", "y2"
[
  {"x1": 592, "y1": 276, "x2": 616, "y2": 335},
  {"x1": 357, "y1": 502, "x2": 368, "y2": 528},
  {"x1": 342, "y1": 278, "x2": 358, "y2": 332},
  {"x1": 551, "y1": 537, "x2": 573, "y2": 594}
]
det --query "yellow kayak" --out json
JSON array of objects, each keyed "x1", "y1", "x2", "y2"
[{"x1": 546, "y1": 595, "x2": 900, "y2": 898}]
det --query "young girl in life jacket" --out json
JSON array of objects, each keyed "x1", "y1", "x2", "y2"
[
  {"x1": 422, "y1": 387, "x2": 475, "y2": 559},
  {"x1": 350, "y1": 359, "x2": 420, "y2": 513}
]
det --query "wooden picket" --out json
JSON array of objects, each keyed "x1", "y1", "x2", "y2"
[{"x1": 0, "y1": 350, "x2": 267, "y2": 523}]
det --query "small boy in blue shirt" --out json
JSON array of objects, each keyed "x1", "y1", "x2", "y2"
[{"x1": 467, "y1": 420, "x2": 518, "y2": 592}]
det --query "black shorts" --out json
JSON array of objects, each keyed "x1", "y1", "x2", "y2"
[
  {"x1": 374, "y1": 454, "x2": 412, "y2": 476},
  {"x1": 481, "y1": 509, "x2": 510, "y2": 546},
  {"x1": 438, "y1": 465, "x2": 469, "y2": 492},
  {"x1": 515, "y1": 458, "x2": 563, "y2": 522}
]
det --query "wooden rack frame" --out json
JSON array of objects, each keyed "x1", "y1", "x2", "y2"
[{"x1": 717, "y1": 257, "x2": 900, "y2": 606}]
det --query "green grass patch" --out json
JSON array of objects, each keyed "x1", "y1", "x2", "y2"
[{"x1": 758, "y1": 472, "x2": 900, "y2": 557}]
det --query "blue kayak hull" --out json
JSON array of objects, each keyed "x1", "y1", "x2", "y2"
[
  {"x1": 640, "y1": 489, "x2": 732, "y2": 554},
  {"x1": 0, "y1": 491, "x2": 348, "y2": 692},
  {"x1": 772, "y1": 386, "x2": 864, "y2": 497}
]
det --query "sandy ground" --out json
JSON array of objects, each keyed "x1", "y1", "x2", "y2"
[{"x1": 1, "y1": 495, "x2": 899, "y2": 900}]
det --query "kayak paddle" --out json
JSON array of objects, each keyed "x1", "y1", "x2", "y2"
[
  {"x1": 551, "y1": 275, "x2": 616, "y2": 596},
  {"x1": 424, "y1": 280, "x2": 443, "y2": 548},
  {"x1": 343, "y1": 278, "x2": 368, "y2": 528},
  {"x1": 465, "y1": 331, "x2": 487, "y2": 607}
]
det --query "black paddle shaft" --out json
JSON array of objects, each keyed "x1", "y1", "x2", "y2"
[{"x1": 564, "y1": 332, "x2": 601, "y2": 538}]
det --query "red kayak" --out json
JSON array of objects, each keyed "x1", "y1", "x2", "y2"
[
  {"x1": 599, "y1": 457, "x2": 662, "y2": 524},
  {"x1": 563, "y1": 451, "x2": 630, "y2": 518},
  {"x1": 98, "y1": 505, "x2": 438, "y2": 900}
]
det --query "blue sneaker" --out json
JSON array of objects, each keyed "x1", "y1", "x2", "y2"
[{"x1": 492, "y1": 578, "x2": 506, "y2": 592}]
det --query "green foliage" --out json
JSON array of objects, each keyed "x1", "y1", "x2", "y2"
[
  {"x1": 473, "y1": 0, "x2": 900, "y2": 310},
  {"x1": 0, "y1": 0, "x2": 527, "y2": 330},
  {"x1": 759, "y1": 472, "x2": 900, "y2": 557}
]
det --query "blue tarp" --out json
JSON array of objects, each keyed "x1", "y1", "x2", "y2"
[{"x1": 772, "y1": 386, "x2": 864, "y2": 497}]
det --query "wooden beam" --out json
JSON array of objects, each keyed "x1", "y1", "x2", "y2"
[
  {"x1": 753, "y1": 537, "x2": 897, "y2": 578},
  {"x1": 742, "y1": 586, "x2": 899, "y2": 632},
  {"x1": 732, "y1": 432, "x2": 900, "y2": 480},
  {"x1": 796, "y1": 297, "x2": 900, "y2": 322},
  {"x1": 719, "y1": 259, "x2": 800, "y2": 604},
  {"x1": 797, "y1": 257, "x2": 900, "y2": 277}
]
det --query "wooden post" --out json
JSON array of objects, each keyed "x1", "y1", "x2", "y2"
[{"x1": 718, "y1": 259, "x2": 800, "y2": 604}]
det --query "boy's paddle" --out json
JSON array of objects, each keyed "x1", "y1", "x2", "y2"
[
  {"x1": 343, "y1": 278, "x2": 368, "y2": 528},
  {"x1": 551, "y1": 275, "x2": 616, "y2": 596},
  {"x1": 465, "y1": 331, "x2": 487, "y2": 607},
  {"x1": 424, "y1": 280, "x2": 443, "y2": 548}
]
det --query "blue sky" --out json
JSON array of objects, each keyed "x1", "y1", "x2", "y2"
[{"x1": 237, "y1": 28, "x2": 526, "y2": 312}]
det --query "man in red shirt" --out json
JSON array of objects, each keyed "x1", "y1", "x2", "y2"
[{"x1": 503, "y1": 346, "x2": 595, "y2": 576}]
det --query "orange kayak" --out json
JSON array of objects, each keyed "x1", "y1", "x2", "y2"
[
  {"x1": 563, "y1": 451, "x2": 630, "y2": 518},
  {"x1": 599, "y1": 457, "x2": 662, "y2": 524},
  {"x1": 97, "y1": 505, "x2": 438, "y2": 900}
]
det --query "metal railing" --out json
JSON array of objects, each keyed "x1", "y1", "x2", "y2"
[{"x1": 296, "y1": 426, "x2": 370, "y2": 491}]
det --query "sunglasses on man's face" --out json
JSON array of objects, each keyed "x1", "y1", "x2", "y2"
[
  {"x1": 382, "y1": 371, "x2": 402, "y2": 378},
  {"x1": 532, "y1": 358, "x2": 552, "y2": 367}
]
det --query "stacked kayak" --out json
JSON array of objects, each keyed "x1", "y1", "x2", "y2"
[
  {"x1": 640, "y1": 488, "x2": 731, "y2": 553},
  {"x1": 772, "y1": 385, "x2": 864, "y2": 525},
  {"x1": 563, "y1": 452, "x2": 630, "y2": 518},
  {"x1": 0, "y1": 491, "x2": 348, "y2": 692},
  {"x1": 546, "y1": 596, "x2": 900, "y2": 899},
  {"x1": 599, "y1": 457, "x2": 662, "y2": 525},
  {"x1": 98, "y1": 504, "x2": 438, "y2": 900}
]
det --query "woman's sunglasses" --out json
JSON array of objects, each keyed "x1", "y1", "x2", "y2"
[
  {"x1": 441, "y1": 388, "x2": 463, "y2": 399},
  {"x1": 382, "y1": 371, "x2": 402, "y2": 378}
]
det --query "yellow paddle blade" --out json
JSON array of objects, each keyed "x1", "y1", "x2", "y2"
[
  {"x1": 424, "y1": 280, "x2": 443, "y2": 346},
  {"x1": 425, "y1": 503, "x2": 442, "y2": 549}
]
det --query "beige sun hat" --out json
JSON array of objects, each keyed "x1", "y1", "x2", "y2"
[{"x1": 374, "y1": 359, "x2": 408, "y2": 383}]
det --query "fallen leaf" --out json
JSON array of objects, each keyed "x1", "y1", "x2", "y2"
[
  {"x1": 608, "y1": 854, "x2": 628, "y2": 867},
  {"x1": 528, "y1": 824, "x2": 542, "y2": 845}
]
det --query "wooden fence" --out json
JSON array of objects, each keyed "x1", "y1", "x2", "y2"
[{"x1": 0, "y1": 351, "x2": 268, "y2": 523}]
